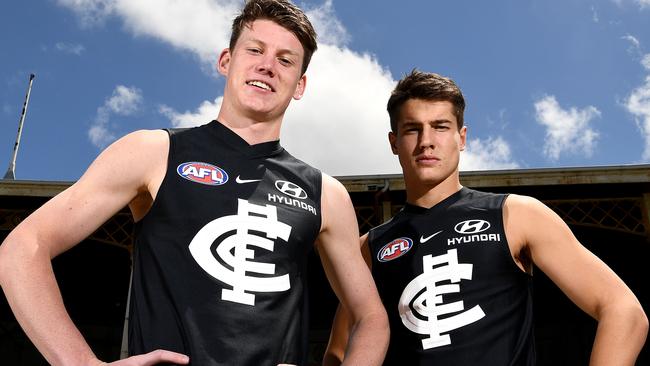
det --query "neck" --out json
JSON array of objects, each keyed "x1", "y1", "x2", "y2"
[
  {"x1": 216, "y1": 106, "x2": 283, "y2": 145},
  {"x1": 405, "y1": 172, "x2": 462, "y2": 208}
]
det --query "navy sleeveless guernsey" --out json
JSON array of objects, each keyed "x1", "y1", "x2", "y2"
[
  {"x1": 369, "y1": 188, "x2": 535, "y2": 365},
  {"x1": 129, "y1": 120, "x2": 322, "y2": 365}
]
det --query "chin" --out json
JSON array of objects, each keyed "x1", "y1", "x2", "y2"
[
  {"x1": 404, "y1": 172, "x2": 440, "y2": 186},
  {"x1": 242, "y1": 103, "x2": 275, "y2": 117}
]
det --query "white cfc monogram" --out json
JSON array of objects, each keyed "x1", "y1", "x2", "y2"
[
  {"x1": 399, "y1": 249, "x2": 485, "y2": 349},
  {"x1": 189, "y1": 199, "x2": 292, "y2": 306}
]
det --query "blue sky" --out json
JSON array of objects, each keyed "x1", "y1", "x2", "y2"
[{"x1": 1, "y1": 0, "x2": 650, "y2": 181}]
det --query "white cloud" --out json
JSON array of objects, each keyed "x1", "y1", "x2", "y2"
[
  {"x1": 89, "y1": 85, "x2": 143, "y2": 148},
  {"x1": 61, "y1": 0, "x2": 519, "y2": 176},
  {"x1": 56, "y1": 0, "x2": 238, "y2": 64},
  {"x1": 534, "y1": 95, "x2": 601, "y2": 160},
  {"x1": 55, "y1": 0, "x2": 115, "y2": 27},
  {"x1": 622, "y1": 34, "x2": 641, "y2": 55},
  {"x1": 159, "y1": 98, "x2": 222, "y2": 128},
  {"x1": 611, "y1": 0, "x2": 650, "y2": 9},
  {"x1": 461, "y1": 137, "x2": 519, "y2": 171},
  {"x1": 642, "y1": 54, "x2": 650, "y2": 71},
  {"x1": 282, "y1": 45, "x2": 399, "y2": 176},
  {"x1": 55, "y1": 42, "x2": 85, "y2": 55},
  {"x1": 106, "y1": 85, "x2": 142, "y2": 114},
  {"x1": 305, "y1": 0, "x2": 350, "y2": 46},
  {"x1": 625, "y1": 76, "x2": 650, "y2": 160}
]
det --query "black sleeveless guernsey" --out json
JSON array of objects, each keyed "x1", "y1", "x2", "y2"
[
  {"x1": 369, "y1": 188, "x2": 535, "y2": 365},
  {"x1": 129, "y1": 121, "x2": 322, "y2": 365}
]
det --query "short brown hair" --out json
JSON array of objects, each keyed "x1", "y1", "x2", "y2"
[
  {"x1": 387, "y1": 69, "x2": 465, "y2": 132},
  {"x1": 230, "y1": 0, "x2": 318, "y2": 75}
]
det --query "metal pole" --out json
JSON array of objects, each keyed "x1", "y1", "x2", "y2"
[{"x1": 4, "y1": 73, "x2": 35, "y2": 180}]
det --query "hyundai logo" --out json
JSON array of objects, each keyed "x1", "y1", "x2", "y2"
[
  {"x1": 454, "y1": 219, "x2": 491, "y2": 234},
  {"x1": 275, "y1": 180, "x2": 308, "y2": 199}
]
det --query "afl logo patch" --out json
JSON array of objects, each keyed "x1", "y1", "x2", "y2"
[
  {"x1": 377, "y1": 237, "x2": 413, "y2": 262},
  {"x1": 177, "y1": 162, "x2": 228, "y2": 186},
  {"x1": 275, "y1": 180, "x2": 308, "y2": 199},
  {"x1": 454, "y1": 219, "x2": 491, "y2": 234}
]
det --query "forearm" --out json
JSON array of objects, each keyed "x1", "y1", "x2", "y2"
[
  {"x1": 323, "y1": 305, "x2": 349, "y2": 366},
  {"x1": 0, "y1": 235, "x2": 99, "y2": 366},
  {"x1": 341, "y1": 310, "x2": 389, "y2": 366},
  {"x1": 589, "y1": 301, "x2": 648, "y2": 366}
]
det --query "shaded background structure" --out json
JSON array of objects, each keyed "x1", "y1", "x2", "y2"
[{"x1": 1, "y1": 165, "x2": 649, "y2": 365}]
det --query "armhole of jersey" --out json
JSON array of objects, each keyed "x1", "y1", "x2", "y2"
[
  {"x1": 163, "y1": 127, "x2": 182, "y2": 171},
  {"x1": 316, "y1": 171, "x2": 324, "y2": 233},
  {"x1": 367, "y1": 229, "x2": 376, "y2": 266},
  {"x1": 137, "y1": 128, "x2": 174, "y2": 224},
  {"x1": 500, "y1": 193, "x2": 531, "y2": 276}
]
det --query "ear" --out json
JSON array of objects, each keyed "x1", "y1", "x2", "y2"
[
  {"x1": 293, "y1": 74, "x2": 307, "y2": 100},
  {"x1": 459, "y1": 125, "x2": 467, "y2": 151},
  {"x1": 217, "y1": 48, "x2": 231, "y2": 77},
  {"x1": 388, "y1": 131, "x2": 398, "y2": 155}
]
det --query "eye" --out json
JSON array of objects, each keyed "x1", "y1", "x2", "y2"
[
  {"x1": 247, "y1": 48, "x2": 262, "y2": 54},
  {"x1": 433, "y1": 123, "x2": 451, "y2": 131},
  {"x1": 278, "y1": 57, "x2": 293, "y2": 66},
  {"x1": 403, "y1": 127, "x2": 420, "y2": 134}
]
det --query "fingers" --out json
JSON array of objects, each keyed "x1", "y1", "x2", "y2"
[
  {"x1": 112, "y1": 349, "x2": 189, "y2": 365},
  {"x1": 144, "y1": 349, "x2": 190, "y2": 365}
]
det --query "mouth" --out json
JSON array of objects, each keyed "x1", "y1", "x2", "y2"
[
  {"x1": 246, "y1": 80, "x2": 274, "y2": 92},
  {"x1": 416, "y1": 155, "x2": 440, "y2": 164}
]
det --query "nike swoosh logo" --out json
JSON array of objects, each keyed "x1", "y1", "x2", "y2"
[
  {"x1": 420, "y1": 230, "x2": 443, "y2": 243},
  {"x1": 235, "y1": 176, "x2": 262, "y2": 184}
]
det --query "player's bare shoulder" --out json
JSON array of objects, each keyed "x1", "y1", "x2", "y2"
[
  {"x1": 503, "y1": 193, "x2": 567, "y2": 260},
  {"x1": 321, "y1": 173, "x2": 349, "y2": 198},
  {"x1": 502, "y1": 194, "x2": 548, "y2": 267},
  {"x1": 86, "y1": 129, "x2": 168, "y2": 186},
  {"x1": 320, "y1": 173, "x2": 353, "y2": 209},
  {"x1": 116, "y1": 129, "x2": 170, "y2": 218},
  {"x1": 504, "y1": 194, "x2": 556, "y2": 226},
  {"x1": 319, "y1": 173, "x2": 355, "y2": 234},
  {"x1": 110, "y1": 129, "x2": 169, "y2": 163},
  {"x1": 81, "y1": 129, "x2": 170, "y2": 220}
]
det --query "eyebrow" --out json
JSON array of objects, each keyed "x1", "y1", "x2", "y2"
[
  {"x1": 400, "y1": 119, "x2": 452, "y2": 127},
  {"x1": 400, "y1": 121, "x2": 422, "y2": 128}
]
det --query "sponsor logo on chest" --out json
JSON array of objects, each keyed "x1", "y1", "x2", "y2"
[
  {"x1": 177, "y1": 162, "x2": 228, "y2": 186},
  {"x1": 447, "y1": 219, "x2": 501, "y2": 246},
  {"x1": 267, "y1": 180, "x2": 317, "y2": 216},
  {"x1": 377, "y1": 237, "x2": 413, "y2": 262}
]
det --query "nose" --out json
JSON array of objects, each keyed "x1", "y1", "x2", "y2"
[
  {"x1": 418, "y1": 128, "x2": 434, "y2": 151},
  {"x1": 255, "y1": 54, "x2": 276, "y2": 77}
]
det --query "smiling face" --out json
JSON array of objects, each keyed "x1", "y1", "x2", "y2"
[
  {"x1": 217, "y1": 19, "x2": 306, "y2": 126},
  {"x1": 389, "y1": 98, "x2": 466, "y2": 196}
]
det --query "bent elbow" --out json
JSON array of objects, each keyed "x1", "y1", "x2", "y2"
[
  {"x1": 636, "y1": 305, "x2": 649, "y2": 339},
  {"x1": 0, "y1": 232, "x2": 20, "y2": 287},
  {"x1": 622, "y1": 299, "x2": 649, "y2": 343},
  {"x1": 0, "y1": 229, "x2": 38, "y2": 288}
]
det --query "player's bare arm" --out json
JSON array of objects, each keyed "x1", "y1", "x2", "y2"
[
  {"x1": 0, "y1": 129, "x2": 188, "y2": 365},
  {"x1": 322, "y1": 234, "x2": 374, "y2": 366},
  {"x1": 504, "y1": 194, "x2": 648, "y2": 366},
  {"x1": 316, "y1": 175, "x2": 388, "y2": 366}
]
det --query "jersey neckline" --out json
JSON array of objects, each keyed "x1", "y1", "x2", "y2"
[
  {"x1": 208, "y1": 120, "x2": 284, "y2": 158},
  {"x1": 403, "y1": 187, "x2": 469, "y2": 215}
]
